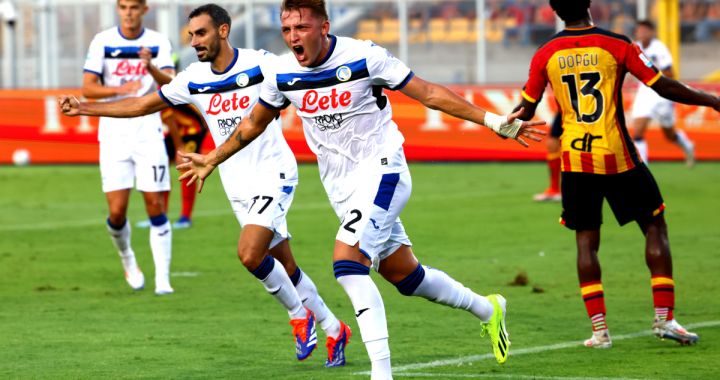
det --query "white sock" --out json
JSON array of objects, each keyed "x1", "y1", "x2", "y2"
[
  {"x1": 106, "y1": 219, "x2": 136, "y2": 268},
  {"x1": 337, "y1": 273, "x2": 390, "y2": 377},
  {"x1": 149, "y1": 219, "x2": 172, "y2": 288},
  {"x1": 367, "y1": 338, "x2": 392, "y2": 380},
  {"x1": 674, "y1": 130, "x2": 693, "y2": 152},
  {"x1": 411, "y1": 265, "x2": 494, "y2": 322},
  {"x1": 635, "y1": 139, "x2": 649, "y2": 164},
  {"x1": 253, "y1": 256, "x2": 306, "y2": 319},
  {"x1": 294, "y1": 269, "x2": 341, "y2": 337}
]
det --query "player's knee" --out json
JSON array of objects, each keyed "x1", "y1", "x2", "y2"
[
  {"x1": 393, "y1": 263, "x2": 425, "y2": 296},
  {"x1": 107, "y1": 212, "x2": 126, "y2": 228},
  {"x1": 238, "y1": 244, "x2": 265, "y2": 270},
  {"x1": 144, "y1": 196, "x2": 164, "y2": 215}
]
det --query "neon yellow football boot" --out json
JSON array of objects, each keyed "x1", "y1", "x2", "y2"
[{"x1": 483, "y1": 294, "x2": 510, "y2": 364}]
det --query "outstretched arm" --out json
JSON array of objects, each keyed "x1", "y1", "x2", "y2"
[
  {"x1": 58, "y1": 91, "x2": 168, "y2": 118},
  {"x1": 400, "y1": 75, "x2": 546, "y2": 147},
  {"x1": 651, "y1": 76, "x2": 720, "y2": 111},
  {"x1": 176, "y1": 102, "x2": 280, "y2": 192}
]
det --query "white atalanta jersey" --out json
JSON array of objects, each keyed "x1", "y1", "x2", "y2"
[
  {"x1": 84, "y1": 27, "x2": 174, "y2": 143},
  {"x1": 635, "y1": 38, "x2": 674, "y2": 106},
  {"x1": 637, "y1": 38, "x2": 673, "y2": 73},
  {"x1": 260, "y1": 35, "x2": 414, "y2": 203},
  {"x1": 159, "y1": 48, "x2": 298, "y2": 199}
]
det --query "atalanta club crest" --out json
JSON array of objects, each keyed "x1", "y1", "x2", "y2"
[
  {"x1": 336, "y1": 66, "x2": 352, "y2": 82},
  {"x1": 236, "y1": 73, "x2": 250, "y2": 87}
]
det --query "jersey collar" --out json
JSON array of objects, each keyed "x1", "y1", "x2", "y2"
[
  {"x1": 212, "y1": 48, "x2": 239, "y2": 75},
  {"x1": 117, "y1": 26, "x2": 145, "y2": 40},
  {"x1": 309, "y1": 34, "x2": 337, "y2": 68}
]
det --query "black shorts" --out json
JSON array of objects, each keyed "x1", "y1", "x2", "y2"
[
  {"x1": 560, "y1": 164, "x2": 665, "y2": 230},
  {"x1": 165, "y1": 130, "x2": 207, "y2": 160},
  {"x1": 550, "y1": 113, "x2": 563, "y2": 138}
]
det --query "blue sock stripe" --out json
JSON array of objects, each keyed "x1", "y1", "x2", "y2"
[
  {"x1": 106, "y1": 218, "x2": 126, "y2": 231},
  {"x1": 251, "y1": 255, "x2": 275, "y2": 280},
  {"x1": 290, "y1": 267, "x2": 303, "y2": 286},
  {"x1": 333, "y1": 260, "x2": 370, "y2": 278},
  {"x1": 394, "y1": 263, "x2": 426, "y2": 296},
  {"x1": 149, "y1": 213, "x2": 168, "y2": 226}
]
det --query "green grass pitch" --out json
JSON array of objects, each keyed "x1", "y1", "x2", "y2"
[{"x1": 1, "y1": 163, "x2": 718, "y2": 379}]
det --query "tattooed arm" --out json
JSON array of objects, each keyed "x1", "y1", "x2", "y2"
[{"x1": 177, "y1": 103, "x2": 280, "y2": 192}]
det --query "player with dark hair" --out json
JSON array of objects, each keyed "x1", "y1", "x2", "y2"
[
  {"x1": 517, "y1": 0, "x2": 720, "y2": 348},
  {"x1": 178, "y1": 0, "x2": 546, "y2": 377},
  {"x1": 60, "y1": 3, "x2": 351, "y2": 367},
  {"x1": 630, "y1": 19, "x2": 695, "y2": 167}
]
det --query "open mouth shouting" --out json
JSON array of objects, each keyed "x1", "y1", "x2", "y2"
[{"x1": 292, "y1": 44, "x2": 307, "y2": 63}]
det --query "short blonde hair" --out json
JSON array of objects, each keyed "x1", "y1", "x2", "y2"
[{"x1": 281, "y1": 0, "x2": 329, "y2": 20}]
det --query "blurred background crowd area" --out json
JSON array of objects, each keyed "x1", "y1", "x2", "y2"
[
  {"x1": 0, "y1": 0, "x2": 718, "y2": 87},
  {"x1": 355, "y1": 0, "x2": 720, "y2": 46}
]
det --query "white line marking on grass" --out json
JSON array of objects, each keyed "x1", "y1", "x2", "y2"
[
  {"x1": 0, "y1": 192, "x2": 486, "y2": 232},
  {"x1": 171, "y1": 272, "x2": 201, "y2": 277},
  {"x1": 353, "y1": 321, "x2": 720, "y2": 376},
  {"x1": 394, "y1": 373, "x2": 645, "y2": 380}
]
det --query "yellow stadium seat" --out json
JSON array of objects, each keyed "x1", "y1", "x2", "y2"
[
  {"x1": 356, "y1": 19, "x2": 379, "y2": 41},
  {"x1": 409, "y1": 19, "x2": 427, "y2": 44},
  {"x1": 446, "y1": 18, "x2": 470, "y2": 42},
  {"x1": 429, "y1": 18, "x2": 448, "y2": 42},
  {"x1": 376, "y1": 18, "x2": 400, "y2": 44}
]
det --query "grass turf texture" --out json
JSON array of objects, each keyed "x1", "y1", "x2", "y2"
[{"x1": 0, "y1": 163, "x2": 718, "y2": 379}]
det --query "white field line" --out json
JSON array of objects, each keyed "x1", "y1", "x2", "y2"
[
  {"x1": 353, "y1": 321, "x2": 720, "y2": 376},
  {"x1": 0, "y1": 191, "x2": 487, "y2": 232},
  {"x1": 394, "y1": 373, "x2": 645, "y2": 380},
  {"x1": 170, "y1": 272, "x2": 201, "y2": 277}
]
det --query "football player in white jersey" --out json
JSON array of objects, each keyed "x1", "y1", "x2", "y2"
[
  {"x1": 60, "y1": 4, "x2": 351, "y2": 367},
  {"x1": 631, "y1": 20, "x2": 695, "y2": 167},
  {"x1": 82, "y1": 0, "x2": 176, "y2": 295},
  {"x1": 178, "y1": 1, "x2": 545, "y2": 377}
]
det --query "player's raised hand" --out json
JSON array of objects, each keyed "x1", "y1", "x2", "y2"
[
  {"x1": 57, "y1": 95, "x2": 81, "y2": 116},
  {"x1": 139, "y1": 46, "x2": 153, "y2": 69},
  {"x1": 177, "y1": 151, "x2": 216, "y2": 193},
  {"x1": 507, "y1": 107, "x2": 547, "y2": 148}
]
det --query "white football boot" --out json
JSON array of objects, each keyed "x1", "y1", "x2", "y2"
[
  {"x1": 154, "y1": 276, "x2": 174, "y2": 295},
  {"x1": 124, "y1": 264, "x2": 145, "y2": 291},
  {"x1": 584, "y1": 329, "x2": 612, "y2": 349},
  {"x1": 653, "y1": 318, "x2": 699, "y2": 345}
]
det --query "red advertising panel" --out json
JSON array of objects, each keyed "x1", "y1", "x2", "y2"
[{"x1": 1, "y1": 85, "x2": 718, "y2": 164}]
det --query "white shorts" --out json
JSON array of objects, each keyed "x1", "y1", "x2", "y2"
[
  {"x1": 99, "y1": 139, "x2": 170, "y2": 193},
  {"x1": 229, "y1": 184, "x2": 296, "y2": 250},
  {"x1": 333, "y1": 167, "x2": 413, "y2": 267},
  {"x1": 631, "y1": 87, "x2": 675, "y2": 128}
]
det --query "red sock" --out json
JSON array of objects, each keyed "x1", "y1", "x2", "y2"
[
  {"x1": 651, "y1": 276, "x2": 675, "y2": 321},
  {"x1": 581, "y1": 281, "x2": 607, "y2": 331},
  {"x1": 548, "y1": 153, "x2": 561, "y2": 192},
  {"x1": 181, "y1": 177, "x2": 197, "y2": 219}
]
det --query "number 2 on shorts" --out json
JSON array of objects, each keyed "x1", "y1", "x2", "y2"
[{"x1": 343, "y1": 209, "x2": 363, "y2": 233}]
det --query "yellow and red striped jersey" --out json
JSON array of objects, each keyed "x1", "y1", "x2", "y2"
[
  {"x1": 522, "y1": 26, "x2": 662, "y2": 174},
  {"x1": 161, "y1": 104, "x2": 207, "y2": 136}
]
